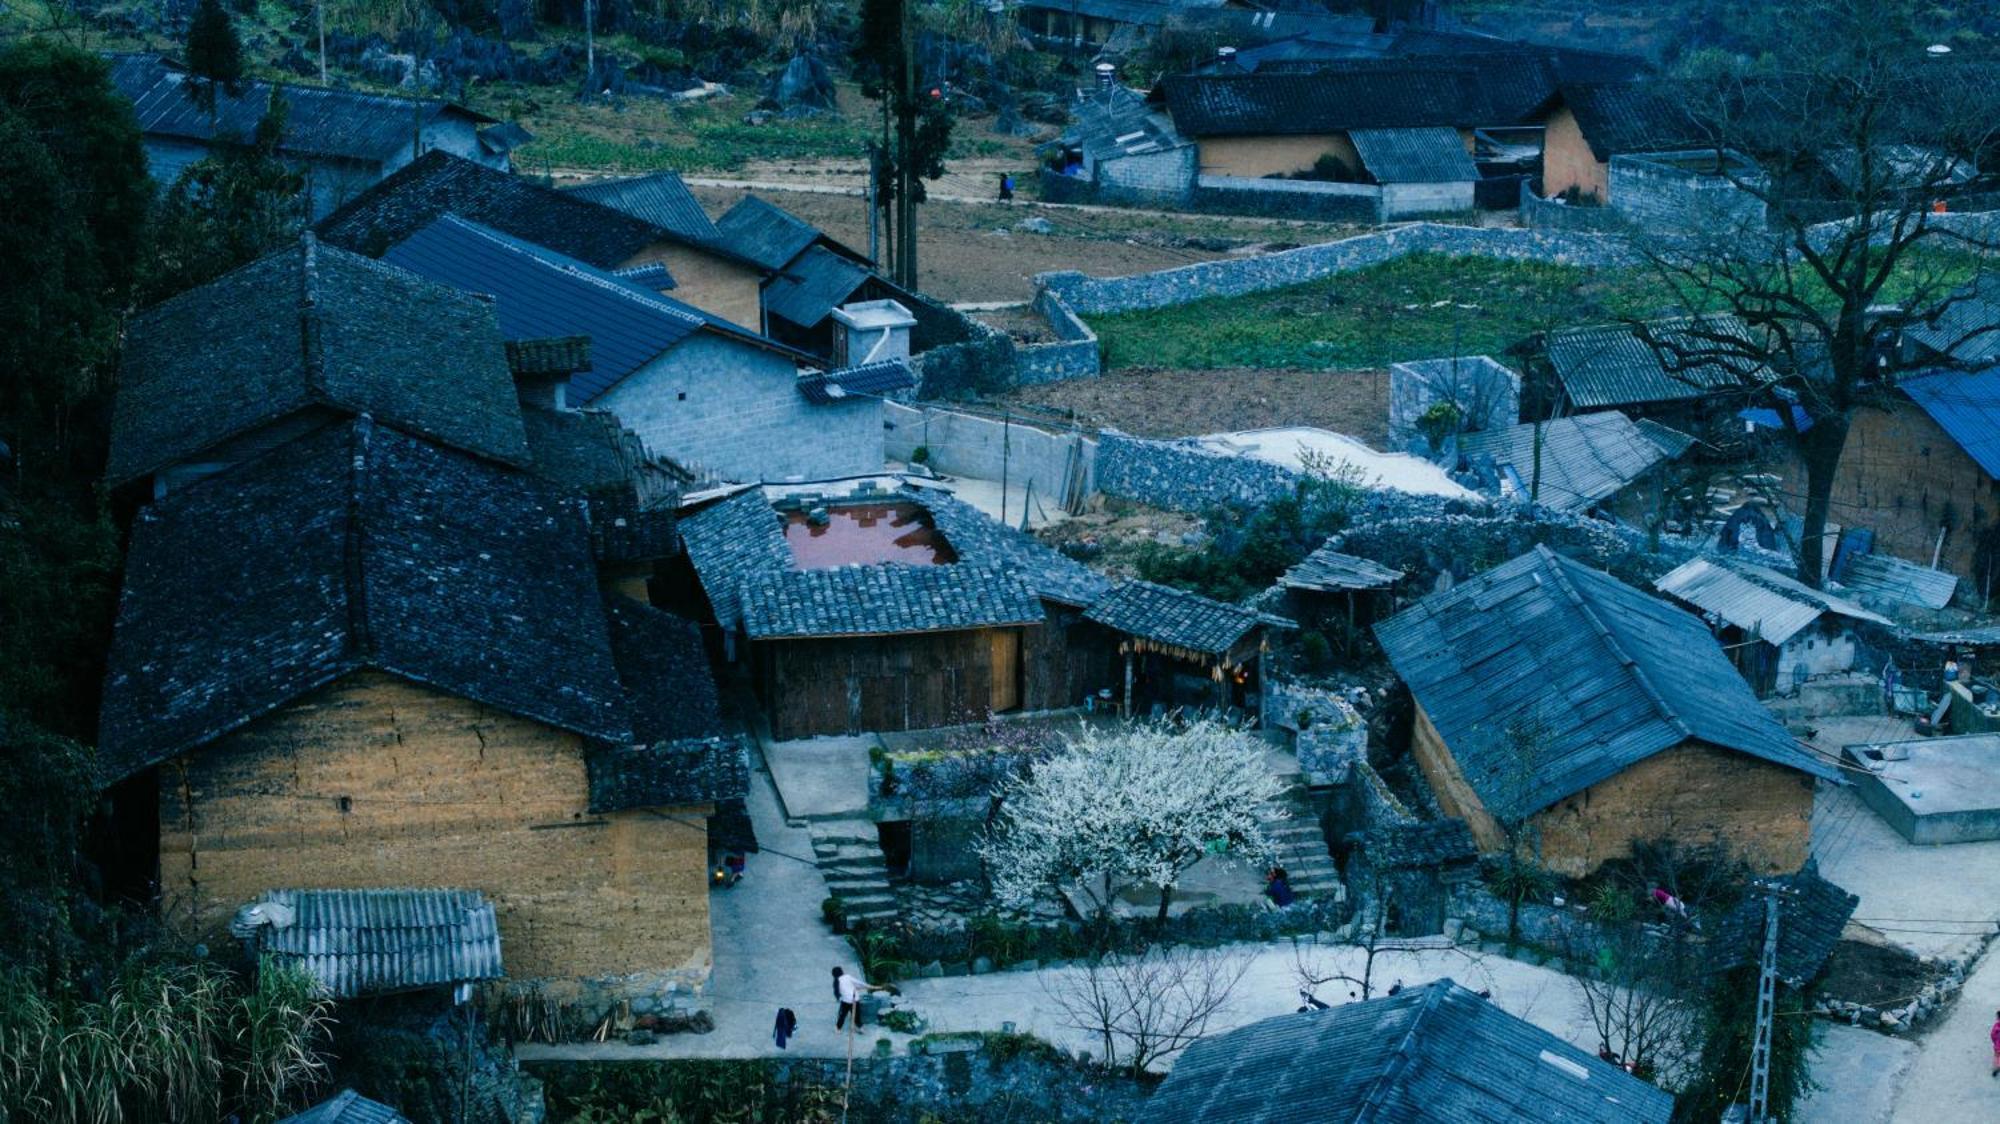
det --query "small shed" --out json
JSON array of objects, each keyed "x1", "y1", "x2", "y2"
[
  {"x1": 1084, "y1": 580, "x2": 1292, "y2": 718},
  {"x1": 1459, "y1": 410, "x2": 1690, "y2": 515},
  {"x1": 1280, "y1": 544, "x2": 1403, "y2": 648},
  {"x1": 1544, "y1": 316, "x2": 1766, "y2": 417},
  {"x1": 1655, "y1": 556, "x2": 1892, "y2": 695},
  {"x1": 1348, "y1": 126, "x2": 1479, "y2": 217},
  {"x1": 231, "y1": 888, "x2": 503, "y2": 1000}
]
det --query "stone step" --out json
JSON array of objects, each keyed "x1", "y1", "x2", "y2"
[
  {"x1": 813, "y1": 843, "x2": 885, "y2": 862},
  {"x1": 824, "y1": 879, "x2": 892, "y2": 899},
  {"x1": 831, "y1": 890, "x2": 898, "y2": 909},
  {"x1": 821, "y1": 862, "x2": 890, "y2": 880}
]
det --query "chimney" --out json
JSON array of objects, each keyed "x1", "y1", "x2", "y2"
[
  {"x1": 1094, "y1": 62, "x2": 1116, "y2": 99},
  {"x1": 1217, "y1": 45, "x2": 1238, "y2": 69}
]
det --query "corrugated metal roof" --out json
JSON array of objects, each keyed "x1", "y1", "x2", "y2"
[
  {"x1": 1898, "y1": 367, "x2": 2000, "y2": 480},
  {"x1": 278, "y1": 1090, "x2": 412, "y2": 1124},
  {"x1": 235, "y1": 888, "x2": 502, "y2": 999},
  {"x1": 1547, "y1": 317, "x2": 1763, "y2": 410},
  {"x1": 1349, "y1": 126, "x2": 1478, "y2": 184},
  {"x1": 1149, "y1": 979, "x2": 1675, "y2": 1124},
  {"x1": 765, "y1": 245, "x2": 871, "y2": 328},
  {"x1": 1281, "y1": 544, "x2": 1403, "y2": 592},
  {"x1": 1375, "y1": 546, "x2": 1836, "y2": 820},
  {"x1": 1902, "y1": 281, "x2": 2000, "y2": 367},
  {"x1": 1459, "y1": 410, "x2": 1674, "y2": 514},
  {"x1": 1655, "y1": 556, "x2": 1890, "y2": 647},
  {"x1": 563, "y1": 172, "x2": 720, "y2": 243},
  {"x1": 1839, "y1": 551, "x2": 1959, "y2": 610},
  {"x1": 1634, "y1": 417, "x2": 1695, "y2": 457}
]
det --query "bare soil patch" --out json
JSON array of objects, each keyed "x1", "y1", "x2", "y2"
[
  {"x1": 1031, "y1": 499, "x2": 1204, "y2": 582},
  {"x1": 993, "y1": 366, "x2": 1392, "y2": 447},
  {"x1": 1822, "y1": 938, "x2": 1939, "y2": 1009}
]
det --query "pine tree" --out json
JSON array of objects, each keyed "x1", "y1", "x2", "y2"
[{"x1": 185, "y1": 0, "x2": 243, "y2": 88}]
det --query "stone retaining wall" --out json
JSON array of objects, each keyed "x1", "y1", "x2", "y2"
[
  {"x1": 1094, "y1": 430, "x2": 1301, "y2": 513},
  {"x1": 1193, "y1": 174, "x2": 1383, "y2": 223},
  {"x1": 1038, "y1": 223, "x2": 1635, "y2": 316},
  {"x1": 1014, "y1": 289, "x2": 1101, "y2": 385}
]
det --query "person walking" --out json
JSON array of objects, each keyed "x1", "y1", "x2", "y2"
[
  {"x1": 998, "y1": 172, "x2": 1015, "y2": 202},
  {"x1": 833, "y1": 966, "x2": 886, "y2": 1030},
  {"x1": 1989, "y1": 1010, "x2": 2000, "y2": 1076}
]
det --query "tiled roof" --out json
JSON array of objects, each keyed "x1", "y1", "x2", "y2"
[
  {"x1": 382, "y1": 216, "x2": 805, "y2": 403},
  {"x1": 278, "y1": 1090, "x2": 412, "y2": 1124},
  {"x1": 587, "y1": 736, "x2": 747, "y2": 813},
  {"x1": 715, "y1": 194, "x2": 825, "y2": 271},
  {"x1": 1546, "y1": 317, "x2": 1762, "y2": 411},
  {"x1": 1281, "y1": 545, "x2": 1402, "y2": 592},
  {"x1": 521, "y1": 406, "x2": 671, "y2": 503},
  {"x1": 1068, "y1": 85, "x2": 1188, "y2": 165},
  {"x1": 1149, "y1": 979, "x2": 1675, "y2": 1124},
  {"x1": 1559, "y1": 81, "x2": 1707, "y2": 161},
  {"x1": 1712, "y1": 863, "x2": 1859, "y2": 987},
  {"x1": 602, "y1": 594, "x2": 723, "y2": 744},
  {"x1": 99, "y1": 419, "x2": 631, "y2": 781},
  {"x1": 1656, "y1": 556, "x2": 1890, "y2": 647},
  {"x1": 108, "y1": 235, "x2": 529, "y2": 486},
  {"x1": 1158, "y1": 67, "x2": 1493, "y2": 136},
  {"x1": 1459, "y1": 411, "x2": 1678, "y2": 514},
  {"x1": 1838, "y1": 551, "x2": 1959, "y2": 610},
  {"x1": 1634, "y1": 418, "x2": 1696, "y2": 458},
  {"x1": 1902, "y1": 281, "x2": 2000, "y2": 367},
  {"x1": 316, "y1": 151, "x2": 665, "y2": 266},
  {"x1": 677, "y1": 488, "x2": 795, "y2": 632},
  {"x1": 1084, "y1": 580, "x2": 1281, "y2": 657},
  {"x1": 1368, "y1": 818, "x2": 1478, "y2": 870},
  {"x1": 765, "y1": 245, "x2": 872, "y2": 329},
  {"x1": 1899, "y1": 367, "x2": 2000, "y2": 479},
  {"x1": 739, "y1": 563, "x2": 1044, "y2": 639},
  {"x1": 1374, "y1": 546, "x2": 1837, "y2": 820},
  {"x1": 562, "y1": 171, "x2": 720, "y2": 244},
  {"x1": 506, "y1": 336, "x2": 593, "y2": 379},
  {"x1": 797, "y1": 359, "x2": 916, "y2": 404},
  {"x1": 109, "y1": 53, "x2": 492, "y2": 165},
  {"x1": 915, "y1": 487, "x2": 1113, "y2": 607},
  {"x1": 232, "y1": 888, "x2": 502, "y2": 999},
  {"x1": 1349, "y1": 126, "x2": 1478, "y2": 184}
]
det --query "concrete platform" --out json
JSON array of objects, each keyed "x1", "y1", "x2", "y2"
[
  {"x1": 763, "y1": 734, "x2": 877, "y2": 824},
  {"x1": 1845, "y1": 733, "x2": 2000, "y2": 844}
]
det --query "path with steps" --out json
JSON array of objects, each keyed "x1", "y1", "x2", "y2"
[
  {"x1": 1262, "y1": 785, "x2": 1345, "y2": 901},
  {"x1": 809, "y1": 820, "x2": 900, "y2": 930}
]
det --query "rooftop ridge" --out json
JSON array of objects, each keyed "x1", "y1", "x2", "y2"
[
  {"x1": 1536, "y1": 546, "x2": 1692, "y2": 741},
  {"x1": 441, "y1": 215, "x2": 706, "y2": 331},
  {"x1": 1353, "y1": 982, "x2": 1451, "y2": 1123},
  {"x1": 299, "y1": 233, "x2": 326, "y2": 397}
]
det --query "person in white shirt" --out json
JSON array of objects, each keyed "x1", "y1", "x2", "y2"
[{"x1": 832, "y1": 965, "x2": 884, "y2": 1030}]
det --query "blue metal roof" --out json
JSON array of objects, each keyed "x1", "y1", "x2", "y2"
[
  {"x1": 383, "y1": 216, "x2": 802, "y2": 402},
  {"x1": 1899, "y1": 366, "x2": 2000, "y2": 479}
]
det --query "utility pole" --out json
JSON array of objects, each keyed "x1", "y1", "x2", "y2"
[
  {"x1": 316, "y1": 0, "x2": 327, "y2": 84},
  {"x1": 866, "y1": 140, "x2": 880, "y2": 268},
  {"x1": 1748, "y1": 891, "x2": 1782, "y2": 1123},
  {"x1": 895, "y1": 0, "x2": 917, "y2": 289},
  {"x1": 585, "y1": 0, "x2": 596, "y2": 92}
]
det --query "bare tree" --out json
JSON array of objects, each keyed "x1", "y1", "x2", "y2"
[
  {"x1": 1558, "y1": 918, "x2": 1703, "y2": 1088},
  {"x1": 1045, "y1": 945, "x2": 1254, "y2": 1076},
  {"x1": 1628, "y1": 0, "x2": 2000, "y2": 586}
]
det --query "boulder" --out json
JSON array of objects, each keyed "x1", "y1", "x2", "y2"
[{"x1": 769, "y1": 53, "x2": 836, "y2": 112}]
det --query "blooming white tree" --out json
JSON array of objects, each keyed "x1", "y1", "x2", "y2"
[{"x1": 980, "y1": 719, "x2": 1287, "y2": 937}]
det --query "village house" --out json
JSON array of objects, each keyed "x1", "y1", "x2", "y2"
[
  {"x1": 108, "y1": 53, "x2": 521, "y2": 220},
  {"x1": 1655, "y1": 555, "x2": 1893, "y2": 695},
  {"x1": 1083, "y1": 580, "x2": 1292, "y2": 717},
  {"x1": 1374, "y1": 545, "x2": 1839, "y2": 877},
  {"x1": 98, "y1": 418, "x2": 744, "y2": 1009},
  {"x1": 1050, "y1": 75, "x2": 1199, "y2": 209},
  {"x1": 1147, "y1": 978, "x2": 1675, "y2": 1123},
  {"x1": 1279, "y1": 543, "x2": 1403, "y2": 647},
  {"x1": 381, "y1": 214, "x2": 903, "y2": 483},
  {"x1": 1458, "y1": 409, "x2": 1692, "y2": 516},
  {"x1": 1014, "y1": 0, "x2": 1373, "y2": 56},
  {"x1": 1540, "y1": 316, "x2": 1766, "y2": 422},
  {"x1": 1538, "y1": 80, "x2": 1705, "y2": 204},
  {"x1": 316, "y1": 151, "x2": 769, "y2": 330},
  {"x1": 666, "y1": 478, "x2": 1119, "y2": 739}
]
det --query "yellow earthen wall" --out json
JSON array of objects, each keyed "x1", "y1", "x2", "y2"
[
  {"x1": 1198, "y1": 133, "x2": 1360, "y2": 179},
  {"x1": 621, "y1": 241, "x2": 766, "y2": 331},
  {"x1": 1540, "y1": 106, "x2": 1608, "y2": 201},
  {"x1": 1810, "y1": 399, "x2": 1998, "y2": 586},
  {"x1": 158, "y1": 671, "x2": 712, "y2": 983}
]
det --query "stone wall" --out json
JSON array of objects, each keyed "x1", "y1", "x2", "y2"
[
  {"x1": 160, "y1": 671, "x2": 714, "y2": 1001},
  {"x1": 1518, "y1": 181, "x2": 1626, "y2": 232},
  {"x1": 1192, "y1": 174, "x2": 1383, "y2": 223},
  {"x1": 883, "y1": 401, "x2": 1096, "y2": 497},
  {"x1": 1267, "y1": 680, "x2": 1369, "y2": 785},
  {"x1": 1015, "y1": 290, "x2": 1101, "y2": 385},
  {"x1": 1093, "y1": 430, "x2": 1301, "y2": 513},
  {"x1": 1609, "y1": 152, "x2": 1769, "y2": 233},
  {"x1": 1386, "y1": 356, "x2": 1522, "y2": 455},
  {"x1": 1038, "y1": 223, "x2": 1635, "y2": 316}
]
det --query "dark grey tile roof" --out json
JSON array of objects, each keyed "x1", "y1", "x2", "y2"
[
  {"x1": 99, "y1": 419, "x2": 631, "y2": 781},
  {"x1": 278, "y1": 1090, "x2": 412, "y2": 1124},
  {"x1": 1902, "y1": 280, "x2": 2000, "y2": 367},
  {"x1": 478, "y1": 121, "x2": 533, "y2": 155},
  {"x1": 1158, "y1": 67, "x2": 1493, "y2": 136},
  {"x1": 563, "y1": 171, "x2": 720, "y2": 244},
  {"x1": 1149, "y1": 978, "x2": 1675, "y2": 1124},
  {"x1": 1459, "y1": 411, "x2": 1676, "y2": 514},
  {"x1": 506, "y1": 336, "x2": 593, "y2": 379},
  {"x1": 1349, "y1": 127, "x2": 1478, "y2": 184},
  {"x1": 739, "y1": 564, "x2": 1045, "y2": 639},
  {"x1": 587, "y1": 736, "x2": 747, "y2": 813},
  {"x1": 1712, "y1": 863, "x2": 1859, "y2": 987},
  {"x1": 912, "y1": 488, "x2": 1114, "y2": 607},
  {"x1": 678, "y1": 488, "x2": 795, "y2": 632},
  {"x1": 109, "y1": 53, "x2": 492, "y2": 166},
  {"x1": 1368, "y1": 818, "x2": 1478, "y2": 869},
  {"x1": 602, "y1": 594, "x2": 723, "y2": 744},
  {"x1": 316, "y1": 151, "x2": 666, "y2": 266},
  {"x1": 109, "y1": 235, "x2": 529, "y2": 486},
  {"x1": 1281, "y1": 545, "x2": 1402, "y2": 592},
  {"x1": 715, "y1": 194, "x2": 824, "y2": 271},
  {"x1": 232, "y1": 888, "x2": 502, "y2": 999},
  {"x1": 1558, "y1": 81, "x2": 1707, "y2": 162},
  {"x1": 1084, "y1": 580, "x2": 1281, "y2": 657},
  {"x1": 766, "y1": 245, "x2": 873, "y2": 329},
  {"x1": 797, "y1": 359, "x2": 916, "y2": 404},
  {"x1": 1374, "y1": 546, "x2": 1837, "y2": 821},
  {"x1": 1546, "y1": 317, "x2": 1763, "y2": 411},
  {"x1": 1068, "y1": 85, "x2": 1188, "y2": 164},
  {"x1": 522, "y1": 406, "x2": 676, "y2": 506}
]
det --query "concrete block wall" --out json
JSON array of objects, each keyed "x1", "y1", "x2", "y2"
[
  {"x1": 1094, "y1": 430, "x2": 1300, "y2": 513},
  {"x1": 1386, "y1": 356, "x2": 1522, "y2": 454},
  {"x1": 883, "y1": 401, "x2": 1095, "y2": 495},
  {"x1": 1381, "y1": 181, "x2": 1476, "y2": 220},
  {"x1": 1098, "y1": 146, "x2": 1198, "y2": 206},
  {"x1": 1038, "y1": 223, "x2": 1636, "y2": 316}
]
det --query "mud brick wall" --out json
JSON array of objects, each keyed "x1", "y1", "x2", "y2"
[
  {"x1": 1812, "y1": 398, "x2": 1997, "y2": 588},
  {"x1": 159, "y1": 671, "x2": 713, "y2": 989}
]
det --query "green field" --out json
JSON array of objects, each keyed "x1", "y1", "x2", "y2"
[{"x1": 1087, "y1": 253, "x2": 1684, "y2": 371}]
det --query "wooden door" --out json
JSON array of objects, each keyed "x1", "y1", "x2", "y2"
[{"x1": 989, "y1": 629, "x2": 1022, "y2": 713}]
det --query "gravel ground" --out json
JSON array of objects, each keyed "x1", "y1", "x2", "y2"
[{"x1": 993, "y1": 366, "x2": 1393, "y2": 447}]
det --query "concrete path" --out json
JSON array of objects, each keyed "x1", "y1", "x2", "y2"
[
  {"x1": 1800, "y1": 1024, "x2": 1918, "y2": 1123},
  {"x1": 1886, "y1": 943, "x2": 2000, "y2": 1124},
  {"x1": 763, "y1": 734, "x2": 877, "y2": 823}
]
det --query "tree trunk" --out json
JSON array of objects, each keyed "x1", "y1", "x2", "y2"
[
  {"x1": 1154, "y1": 884, "x2": 1173, "y2": 931},
  {"x1": 1795, "y1": 414, "x2": 1852, "y2": 589}
]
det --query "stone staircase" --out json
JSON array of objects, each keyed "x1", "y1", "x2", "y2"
[
  {"x1": 810, "y1": 820, "x2": 900, "y2": 930},
  {"x1": 1263, "y1": 788, "x2": 1343, "y2": 900}
]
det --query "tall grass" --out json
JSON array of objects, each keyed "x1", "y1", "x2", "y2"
[{"x1": 0, "y1": 957, "x2": 333, "y2": 1124}]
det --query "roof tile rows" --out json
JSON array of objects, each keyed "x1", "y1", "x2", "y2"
[
  {"x1": 1546, "y1": 317, "x2": 1764, "y2": 411},
  {"x1": 738, "y1": 563, "x2": 1046, "y2": 639},
  {"x1": 1160, "y1": 67, "x2": 1498, "y2": 136},
  {"x1": 232, "y1": 888, "x2": 502, "y2": 999},
  {"x1": 1712, "y1": 863, "x2": 1859, "y2": 987},
  {"x1": 278, "y1": 1090, "x2": 412, "y2": 1124},
  {"x1": 1375, "y1": 546, "x2": 1837, "y2": 821},
  {"x1": 796, "y1": 359, "x2": 917, "y2": 405},
  {"x1": 766, "y1": 245, "x2": 874, "y2": 329},
  {"x1": 1149, "y1": 978, "x2": 1675, "y2": 1123},
  {"x1": 1281, "y1": 545, "x2": 1403, "y2": 593},
  {"x1": 715, "y1": 194, "x2": 827, "y2": 271},
  {"x1": 1084, "y1": 580, "x2": 1283, "y2": 657},
  {"x1": 1459, "y1": 410, "x2": 1683, "y2": 514},
  {"x1": 562, "y1": 171, "x2": 721, "y2": 244},
  {"x1": 1349, "y1": 126, "x2": 1479, "y2": 184}
]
